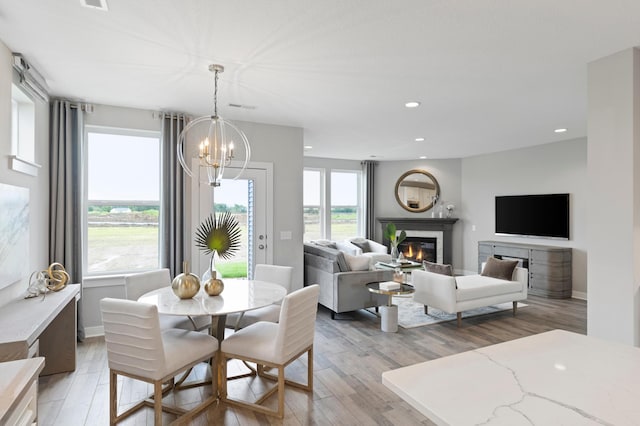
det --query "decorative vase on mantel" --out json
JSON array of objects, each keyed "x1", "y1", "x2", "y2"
[{"x1": 202, "y1": 253, "x2": 224, "y2": 296}]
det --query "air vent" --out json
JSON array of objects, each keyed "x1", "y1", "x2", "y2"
[
  {"x1": 228, "y1": 103, "x2": 256, "y2": 110},
  {"x1": 81, "y1": 0, "x2": 108, "y2": 11}
]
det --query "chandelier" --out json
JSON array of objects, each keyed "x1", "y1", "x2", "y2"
[{"x1": 177, "y1": 64, "x2": 251, "y2": 187}]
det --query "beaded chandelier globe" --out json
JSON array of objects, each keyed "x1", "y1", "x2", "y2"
[{"x1": 177, "y1": 64, "x2": 251, "y2": 187}]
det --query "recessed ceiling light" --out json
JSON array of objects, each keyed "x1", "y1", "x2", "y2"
[
  {"x1": 405, "y1": 101, "x2": 421, "y2": 108},
  {"x1": 554, "y1": 128, "x2": 567, "y2": 133},
  {"x1": 419, "y1": 156, "x2": 427, "y2": 159},
  {"x1": 304, "y1": 145, "x2": 312, "y2": 150},
  {"x1": 415, "y1": 137, "x2": 425, "y2": 142}
]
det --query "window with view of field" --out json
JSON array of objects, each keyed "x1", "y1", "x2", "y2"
[
  {"x1": 303, "y1": 169, "x2": 323, "y2": 241},
  {"x1": 330, "y1": 171, "x2": 360, "y2": 240},
  {"x1": 303, "y1": 167, "x2": 362, "y2": 241},
  {"x1": 85, "y1": 129, "x2": 161, "y2": 274}
]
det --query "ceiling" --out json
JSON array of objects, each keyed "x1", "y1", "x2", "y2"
[{"x1": 1, "y1": 1, "x2": 639, "y2": 161}]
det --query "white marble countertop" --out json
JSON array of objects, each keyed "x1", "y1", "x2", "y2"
[{"x1": 382, "y1": 330, "x2": 640, "y2": 425}]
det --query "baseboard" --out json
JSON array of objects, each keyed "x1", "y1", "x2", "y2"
[
  {"x1": 571, "y1": 291, "x2": 587, "y2": 300},
  {"x1": 84, "y1": 325, "x2": 104, "y2": 338}
]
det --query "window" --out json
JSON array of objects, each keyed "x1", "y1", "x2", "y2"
[
  {"x1": 330, "y1": 171, "x2": 361, "y2": 240},
  {"x1": 303, "y1": 169, "x2": 323, "y2": 241},
  {"x1": 85, "y1": 127, "x2": 161, "y2": 274},
  {"x1": 303, "y1": 167, "x2": 362, "y2": 241},
  {"x1": 10, "y1": 84, "x2": 39, "y2": 175}
]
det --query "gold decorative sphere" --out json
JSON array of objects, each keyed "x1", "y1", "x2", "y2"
[
  {"x1": 204, "y1": 278, "x2": 224, "y2": 296},
  {"x1": 171, "y1": 262, "x2": 201, "y2": 299}
]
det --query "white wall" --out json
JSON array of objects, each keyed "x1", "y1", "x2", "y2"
[
  {"x1": 0, "y1": 41, "x2": 50, "y2": 305},
  {"x1": 587, "y1": 47, "x2": 640, "y2": 346},
  {"x1": 84, "y1": 104, "x2": 160, "y2": 131},
  {"x1": 461, "y1": 138, "x2": 587, "y2": 296},
  {"x1": 230, "y1": 120, "x2": 304, "y2": 289}
]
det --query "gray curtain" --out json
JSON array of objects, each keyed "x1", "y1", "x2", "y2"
[
  {"x1": 160, "y1": 113, "x2": 188, "y2": 277},
  {"x1": 362, "y1": 160, "x2": 377, "y2": 239},
  {"x1": 49, "y1": 100, "x2": 84, "y2": 340}
]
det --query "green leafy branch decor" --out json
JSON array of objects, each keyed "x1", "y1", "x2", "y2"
[
  {"x1": 194, "y1": 211, "x2": 241, "y2": 295},
  {"x1": 384, "y1": 222, "x2": 406, "y2": 261},
  {"x1": 195, "y1": 211, "x2": 241, "y2": 258}
]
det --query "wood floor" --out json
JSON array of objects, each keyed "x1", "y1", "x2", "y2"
[{"x1": 38, "y1": 295, "x2": 586, "y2": 425}]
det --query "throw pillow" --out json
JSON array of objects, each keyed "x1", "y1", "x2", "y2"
[
  {"x1": 423, "y1": 260, "x2": 453, "y2": 276},
  {"x1": 343, "y1": 253, "x2": 371, "y2": 271},
  {"x1": 314, "y1": 239, "x2": 338, "y2": 249},
  {"x1": 481, "y1": 257, "x2": 519, "y2": 281},
  {"x1": 350, "y1": 238, "x2": 371, "y2": 253}
]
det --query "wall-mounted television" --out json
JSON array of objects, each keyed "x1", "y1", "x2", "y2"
[{"x1": 495, "y1": 193, "x2": 570, "y2": 239}]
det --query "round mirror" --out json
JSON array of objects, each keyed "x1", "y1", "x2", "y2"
[{"x1": 394, "y1": 169, "x2": 440, "y2": 213}]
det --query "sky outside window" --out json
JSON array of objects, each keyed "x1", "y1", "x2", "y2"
[{"x1": 88, "y1": 132, "x2": 159, "y2": 201}]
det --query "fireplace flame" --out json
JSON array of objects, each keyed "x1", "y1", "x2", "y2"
[
  {"x1": 402, "y1": 243, "x2": 425, "y2": 261},
  {"x1": 400, "y1": 238, "x2": 437, "y2": 263}
]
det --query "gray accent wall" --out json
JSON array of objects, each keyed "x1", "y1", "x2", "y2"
[
  {"x1": 374, "y1": 159, "x2": 464, "y2": 268},
  {"x1": 461, "y1": 138, "x2": 587, "y2": 297}
]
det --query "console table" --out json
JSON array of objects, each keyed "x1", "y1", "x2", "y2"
[
  {"x1": 0, "y1": 284, "x2": 80, "y2": 375},
  {"x1": 478, "y1": 241, "x2": 572, "y2": 298}
]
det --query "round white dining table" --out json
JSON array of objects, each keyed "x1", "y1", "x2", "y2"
[
  {"x1": 138, "y1": 279, "x2": 287, "y2": 342},
  {"x1": 138, "y1": 279, "x2": 287, "y2": 397}
]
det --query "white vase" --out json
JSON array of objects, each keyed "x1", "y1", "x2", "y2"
[{"x1": 202, "y1": 253, "x2": 223, "y2": 282}]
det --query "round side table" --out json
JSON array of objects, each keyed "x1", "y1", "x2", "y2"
[{"x1": 366, "y1": 282, "x2": 414, "y2": 332}]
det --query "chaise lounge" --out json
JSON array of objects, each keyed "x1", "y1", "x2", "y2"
[{"x1": 412, "y1": 258, "x2": 528, "y2": 326}]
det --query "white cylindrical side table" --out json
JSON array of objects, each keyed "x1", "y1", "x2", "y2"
[
  {"x1": 366, "y1": 282, "x2": 414, "y2": 333},
  {"x1": 379, "y1": 305, "x2": 399, "y2": 332}
]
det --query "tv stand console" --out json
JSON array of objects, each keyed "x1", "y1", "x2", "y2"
[{"x1": 478, "y1": 241, "x2": 572, "y2": 298}]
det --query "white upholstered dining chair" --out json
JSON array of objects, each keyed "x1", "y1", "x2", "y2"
[
  {"x1": 124, "y1": 269, "x2": 210, "y2": 331},
  {"x1": 226, "y1": 264, "x2": 294, "y2": 330},
  {"x1": 220, "y1": 284, "x2": 320, "y2": 418},
  {"x1": 100, "y1": 298, "x2": 218, "y2": 425}
]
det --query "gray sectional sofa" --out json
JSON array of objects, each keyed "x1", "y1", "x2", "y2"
[{"x1": 303, "y1": 243, "x2": 393, "y2": 318}]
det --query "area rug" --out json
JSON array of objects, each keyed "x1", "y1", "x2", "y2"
[{"x1": 392, "y1": 295, "x2": 528, "y2": 328}]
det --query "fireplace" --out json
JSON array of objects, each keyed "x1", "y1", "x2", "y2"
[
  {"x1": 378, "y1": 217, "x2": 458, "y2": 265},
  {"x1": 398, "y1": 237, "x2": 437, "y2": 263}
]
